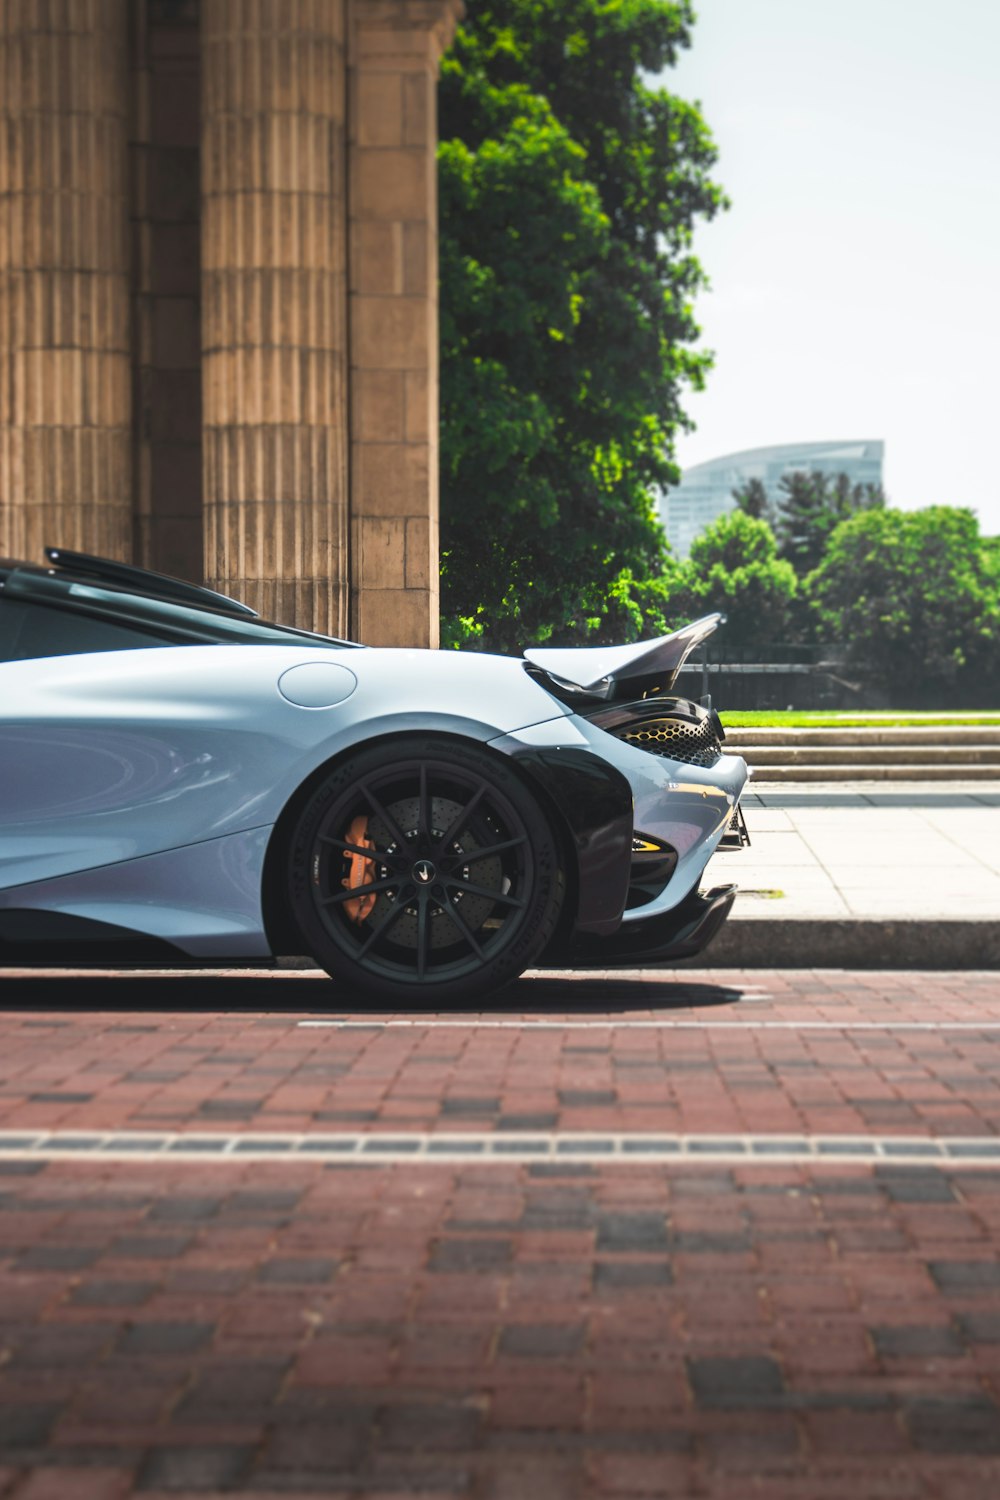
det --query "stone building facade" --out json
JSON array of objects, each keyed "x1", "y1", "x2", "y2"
[{"x1": 0, "y1": 0, "x2": 462, "y2": 646}]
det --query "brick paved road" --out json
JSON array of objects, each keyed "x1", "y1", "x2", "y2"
[{"x1": 0, "y1": 967, "x2": 999, "y2": 1498}]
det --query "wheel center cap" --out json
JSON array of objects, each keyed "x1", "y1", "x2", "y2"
[{"x1": 412, "y1": 858, "x2": 436, "y2": 885}]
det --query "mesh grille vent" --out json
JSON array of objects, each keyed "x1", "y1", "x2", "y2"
[{"x1": 613, "y1": 716, "x2": 722, "y2": 768}]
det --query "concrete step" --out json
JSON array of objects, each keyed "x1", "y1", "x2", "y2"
[
  {"x1": 746, "y1": 745, "x2": 1000, "y2": 767},
  {"x1": 745, "y1": 763, "x2": 1000, "y2": 782},
  {"x1": 726, "y1": 725, "x2": 1000, "y2": 747},
  {"x1": 701, "y1": 916, "x2": 1000, "y2": 969}
]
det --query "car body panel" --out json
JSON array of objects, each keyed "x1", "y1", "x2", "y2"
[
  {"x1": 0, "y1": 644, "x2": 570, "y2": 891},
  {"x1": 493, "y1": 738, "x2": 635, "y2": 936},
  {"x1": 494, "y1": 715, "x2": 745, "y2": 921},
  {"x1": 0, "y1": 828, "x2": 271, "y2": 956}
]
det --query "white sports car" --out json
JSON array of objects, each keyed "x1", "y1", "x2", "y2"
[{"x1": 0, "y1": 548, "x2": 749, "y2": 1002}]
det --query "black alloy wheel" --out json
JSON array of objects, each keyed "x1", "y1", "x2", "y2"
[{"x1": 287, "y1": 737, "x2": 564, "y2": 1004}]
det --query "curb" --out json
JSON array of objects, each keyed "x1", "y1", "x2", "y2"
[{"x1": 692, "y1": 917, "x2": 1000, "y2": 971}]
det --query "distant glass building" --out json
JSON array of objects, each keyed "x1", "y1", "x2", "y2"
[{"x1": 660, "y1": 440, "x2": 885, "y2": 558}]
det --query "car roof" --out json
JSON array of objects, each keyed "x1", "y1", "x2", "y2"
[
  {"x1": 42, "y1": 547, "x2": 261, "y2": 617},
  {"x1": 0, "y1": 547, "x2": 362, "y2": 650}
]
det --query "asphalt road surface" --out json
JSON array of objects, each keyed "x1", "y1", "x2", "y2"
[{"x1": 0, "y1": 965, "x2": 998, "y2": 1499}]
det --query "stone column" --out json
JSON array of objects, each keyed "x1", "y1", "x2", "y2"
[
  {"x1": 347, "y1": 0, "x2": 462, "y2": 648},
  {"x1": 0, "y1": 0, "x2": 131, "y2": 563},
  {"x1": 201, "y1": 0, "x2": 350, "y2": 635},
  {"x1": 131, "y1": 0, "x2": 203, "y2": 583}
]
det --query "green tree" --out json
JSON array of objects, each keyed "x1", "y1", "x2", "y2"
[
  {"x1": 671, "y1": 511, "x2": 798, "y2": 650},
  {"x1": 732, "y1": 477, "x2": 771, "y2": 522},
  {"x1": 775, "y1": 470, "x2": 885, "y2": 575},
  {"x1": 806, "y1": 506, "x2": 1000, "y2": 703},
  {"x1": 982, "y1": 534, "x2": 1000, "y2": 586},
  {"x1": 438, "y1": 0, "x2": 725, "y2": 651}
]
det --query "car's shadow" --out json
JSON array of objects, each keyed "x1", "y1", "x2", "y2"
[
  {"x1": 490, "y1": 974, "x2": 746, "y2": 1013},
  {"x1": 0, "y1": 969, "x2": 748, "y2": 1016}
]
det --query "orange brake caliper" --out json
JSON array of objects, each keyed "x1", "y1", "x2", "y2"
[{"x1": 341, "y1": 814, "x2": 377, "y2": 923}]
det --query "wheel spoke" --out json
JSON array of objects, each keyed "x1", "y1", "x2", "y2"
[
  {"x1": 321, "y1": 875, "x2": 401, "y2": 907},
  {"x1": 439, "y1": 890, "x2": 486, "y2": 959},
  {"x1": 418, "y1": 762, "x2": 431, "y2": 843},
  {"x1": 356, "y1": 889, "x2": 411, "y2": 958},
  {"x1": 450, "y1": 835, "x2": 526, "y2": 865},
  {"x1": 443, "y1": 879, "x2": 526, "y2": 910},
  {"x1": 434, "y1": 782, "x2": 486, "y2": 857},
  {"x1": 359, "y1": 780, "x2": 412, "y2": 854},
  {"x1": 416, "y1": 893, "x2": 430, "y2": 979}
]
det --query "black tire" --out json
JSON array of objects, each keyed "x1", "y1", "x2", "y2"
[{"x1": 287, "y1": 736, "x2": 565, "y2": 1005}]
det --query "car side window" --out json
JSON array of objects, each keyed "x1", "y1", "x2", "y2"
[{"x1": 0, "y1": 599, "x2": 170, "y2": 662}]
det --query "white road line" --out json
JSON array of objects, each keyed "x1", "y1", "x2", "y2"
[
  {"x1": 296, "y1": 1018, "x2": 1000, "y2": 1032},
  {"x1": 0, "y1": 1129, "x2": 997, "y2": 1167}
]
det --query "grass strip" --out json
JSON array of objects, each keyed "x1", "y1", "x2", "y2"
[{"x1": 721, "y1": 711, "x2": 1000, "y2": 729}]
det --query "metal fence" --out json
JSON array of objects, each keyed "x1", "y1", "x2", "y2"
[{"x1": 676, "y1": 643, "x2": 862, "y2": 710}]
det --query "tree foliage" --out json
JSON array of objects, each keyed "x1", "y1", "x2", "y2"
[
  {"x1": 773, "y1": 470, "x2": 885, "y2": 575},
  {"x1": 671, "y1": 511, "x2": 798, "y2": 649},
  {"x1": 731, "y1": 477, "x2": 771, "y2": 523},
  {"x1": 807, "y1": 507, "x2": 1000, "y2": 703},
  {"x1": 982, "y1": 535, "x2": 1000, "y2": 586},
  {"x1": 438, "y1": 0, "x2": 725, "y2": 651}
]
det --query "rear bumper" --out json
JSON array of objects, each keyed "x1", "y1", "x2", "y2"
[{"x1": 544, "y1": 883, "x2": 737, "y2": 968}]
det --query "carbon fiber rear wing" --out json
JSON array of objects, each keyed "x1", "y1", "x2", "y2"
[{"x1": 524, "y1": 614, "x2": 725, "y2": 701}]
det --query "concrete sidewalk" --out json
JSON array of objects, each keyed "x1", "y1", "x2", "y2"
[{"x1": 702, "y1": 781, "x2": 1000, "y2": 969}]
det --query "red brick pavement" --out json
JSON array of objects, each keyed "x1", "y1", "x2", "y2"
[
  {"x1": 0, "y1": 1157, "x2": 998, "y2": 1496},
  {"x1": 0, "y1": 969, "x2": 997, "y2": 1140},
  {"x1": 0, "y1": 967, "x2": 998, "y2": 1496}
]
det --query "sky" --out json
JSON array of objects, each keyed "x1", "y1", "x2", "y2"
[{"x1": 662, "y1": 0, "x2": 1000, "y2": 535}]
